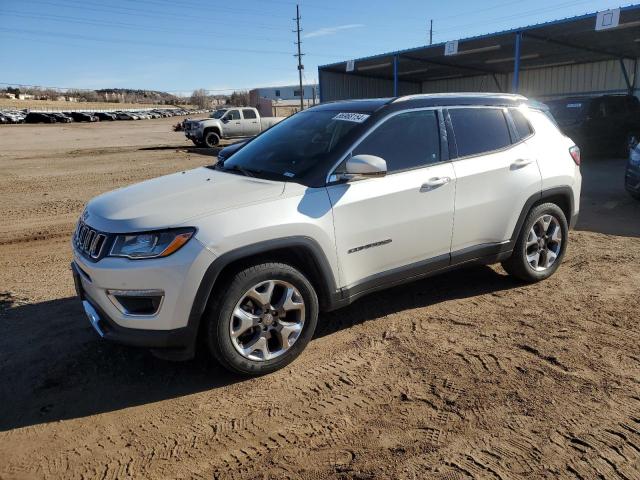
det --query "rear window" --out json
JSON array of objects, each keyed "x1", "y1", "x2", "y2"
[
  {"x1": 242, "y1": 109, "x2": 257, "y2": 119},
  {"x1": 449, "y1": 108, "x2": 512, "y2": 157},
  {"x1": 510, "y1": 109, "x2": 534, "y2": 140},
  {"x1": 546, "y1": 100, "x2": 589, "y2": 123}
]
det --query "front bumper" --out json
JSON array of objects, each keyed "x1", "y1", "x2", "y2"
[
  {"x1": 71, "y1": 236, "x2": 217, "y2": 354},
  {"x1": 73, "y1": 267, "x2": 193, "y2": 349},
  {"x1": 185, "y1": 127, "x2": 203, "y2": 141}
]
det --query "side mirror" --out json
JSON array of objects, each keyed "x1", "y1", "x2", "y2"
[
  {"x1": 339, "y1": 154, "x2": 387, "y2": 181},
  {"x1": 222, "y1": 117, "x2": 229, "y2": 123}
]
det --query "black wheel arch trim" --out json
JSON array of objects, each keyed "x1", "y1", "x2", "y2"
[
  {"x1": 185, "y1": 236, "x2": 338, "y2": 351},
  {"x1": 509, "y1": 186, "x2": 575, "y2": 249}
]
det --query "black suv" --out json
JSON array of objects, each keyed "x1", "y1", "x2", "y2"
[
  {"x1": 547, "y1": 95, "x2": 640, "y2": 157},
  {"x1": 626, "y1": 137, "x2": 640, "y2": 200}
]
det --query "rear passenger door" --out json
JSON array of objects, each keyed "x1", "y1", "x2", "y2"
[
  {"x1": 447, "y1": 107, "x2": 542, "y2": 258},
  {"x1": 242, "y1": 109, "x2": 260, "y2": 136}
]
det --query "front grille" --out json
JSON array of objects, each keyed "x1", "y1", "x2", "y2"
[{"x1": 74, "y1": 221, "x2": 108, "y2": 260}]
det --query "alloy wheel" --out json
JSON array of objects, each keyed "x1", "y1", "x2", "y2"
[
  {"x1": 526, "y1": 214, "x2": 562, "y2": 271},
  {"x1": 229, "y1": 280, "x2": 306, "y2": 361}
]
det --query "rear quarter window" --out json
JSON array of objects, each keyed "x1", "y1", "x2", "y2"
[
  {"x1": 449, "y1": 108, "x2": 512, "y2": 157},
  {"x1": 510, "y1": 109, "x2": 534, "y2": 140}
]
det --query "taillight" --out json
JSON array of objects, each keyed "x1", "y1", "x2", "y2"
[{"x1": 569, "y1": 145, "x2": 581, "y2": 166}]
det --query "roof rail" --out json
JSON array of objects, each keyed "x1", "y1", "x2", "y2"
[{"x1": 392, "y1": 92, "x2": 528, "y2": 103}]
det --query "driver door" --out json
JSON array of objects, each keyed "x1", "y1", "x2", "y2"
[
  {"x1": 327, "y1": 109, "x2": 455, "y2": 290},
  {"x1": 223, "y1": 109, "x2": 243, "y2": 137}
]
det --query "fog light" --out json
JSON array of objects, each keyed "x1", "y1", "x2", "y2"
[{"x1": 106, "y1": 289, "x2": 164, "y2": 316}]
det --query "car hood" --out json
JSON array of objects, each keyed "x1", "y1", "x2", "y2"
[{"x1": 85, "y1": 167, "x2": 285, "y2": 232}]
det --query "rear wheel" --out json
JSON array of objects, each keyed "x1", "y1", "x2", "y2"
[
  {"x1": 205, "y1": 262, "x2": 319, "y2": 375},
  {"x1": 204, "y1": 130, "x2": 220, "y2": 148},
  {"x1": 502, "y1": 203, "x2": 568, "y2": 282}
]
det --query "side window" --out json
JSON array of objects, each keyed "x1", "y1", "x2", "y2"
[
  {"x1": 242, "y1": 109, "x2": 257, "y2": 119},
  {"x1": 510, "y1": 109, "x2": 534, "y2": 140},
  {"x1": 352, "y1": 110, "x2": 440, "y2": 172},
  {"x1": 226, "y1": 110, "x2": 240, "y2": 120},
  {"x1": 449, "y1": 108, "x2": 512, "y2": 157}
]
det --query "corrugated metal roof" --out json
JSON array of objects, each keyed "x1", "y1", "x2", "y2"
[{"x1": 318, "y1": 4, "x2": 640, "y2": 84}]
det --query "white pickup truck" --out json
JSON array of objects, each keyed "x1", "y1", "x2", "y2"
[{"x1": 184, "y1": 107, "x2": 284, "y2": 147}]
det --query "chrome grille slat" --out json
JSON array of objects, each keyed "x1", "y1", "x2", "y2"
[{"x1": 74, "y1": 221, "x2": 108, "y2": 260}]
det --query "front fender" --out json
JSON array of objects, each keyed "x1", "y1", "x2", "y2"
[{"x1": 201, "y1": 119, "x2": 223, "y2": 133}]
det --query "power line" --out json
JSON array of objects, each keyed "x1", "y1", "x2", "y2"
[
  {"x1": 1, "y1": 11, "x2": 293, "y2": 45},
  {"x1": 0, "y1": 27, "x2": 340, "y2": 59},
  {"x1": 26, "y1": 0, "x2": 289, "y2": 31}
]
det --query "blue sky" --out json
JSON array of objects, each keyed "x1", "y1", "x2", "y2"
[{"x1": 0, "y1": 0, "x2": 629, "y2": 95}]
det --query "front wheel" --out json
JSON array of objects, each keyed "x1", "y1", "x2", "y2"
[
  {"x1": 205, "y1": 262, "x2": 319, "y2": 375},
  {"x1": 204, "y1": 131, "x2": 220, "y2": 148},
  {"x1": 502, "y1": 203, "x2": 568, "y2": 282}
]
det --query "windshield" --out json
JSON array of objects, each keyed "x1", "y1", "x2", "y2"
[
  {"x1": 211, "y1": 109, "x2": 228, "y2": 119},
  {"x1": 219, "y1": 110, "x2": 365, "y2": 180}
]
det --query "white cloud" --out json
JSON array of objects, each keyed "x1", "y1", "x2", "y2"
[{"x1": 304, "y1": 24, "x2": 364, "y2": 38}]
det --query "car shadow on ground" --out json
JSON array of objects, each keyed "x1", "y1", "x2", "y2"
[
  {"x1": 0, "y1": 265, "x2": 517, "y2": 432},
  {"x1": 315, "y1": 265, "x2": 517, "y2": 339}
]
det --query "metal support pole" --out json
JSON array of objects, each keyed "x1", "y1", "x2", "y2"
[
  {"x1": 619, "y1": 58, "x2": 632, "y2": 95},
  {"x1": 317, "y1": 67, "x2": 323, "y2": 103},
  {"x1": 393, "y1": 54, "x2": 399, "y2": 97},
  {"x1": 512, "y1": 31, "x2": 521, "y2": 93},
  {"x1": 492, "y1": 74, "x2": 503, "y2": 93}
]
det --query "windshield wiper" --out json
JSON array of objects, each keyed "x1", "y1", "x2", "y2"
[{"x1": 218, "y1": 164, "x2": 259, "y2": 178}]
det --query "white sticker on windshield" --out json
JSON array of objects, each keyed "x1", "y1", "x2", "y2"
[
  {"x1": 333, "y1": 112, "x2": 370, "y2": 123},
  {"x1": 283, "y1": 172, "x2": 295, "y2": 178}
]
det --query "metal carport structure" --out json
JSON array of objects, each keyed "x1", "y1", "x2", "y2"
[{"x1": 318, "y1": 5, "x2": 640, "y2": 102}]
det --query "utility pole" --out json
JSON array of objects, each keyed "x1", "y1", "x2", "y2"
[
  {"x1": 429, "y1": 19, "x2": 433, "y2": 45},
  {"x1": 294, "y1": 4, "x2": 304, "y2": 111}
]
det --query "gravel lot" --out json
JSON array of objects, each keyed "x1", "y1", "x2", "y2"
[{"x1": 1, "y1": 117, "x2": 639, "y2": 479}]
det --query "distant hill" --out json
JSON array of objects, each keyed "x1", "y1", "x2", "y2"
[{"x1": 95, "y1": 88, "x2": 179, "y2": 102}]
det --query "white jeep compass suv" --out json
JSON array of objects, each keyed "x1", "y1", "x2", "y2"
[{"x1": 71, "y1": 93, "x2": 581, "y2": 375}]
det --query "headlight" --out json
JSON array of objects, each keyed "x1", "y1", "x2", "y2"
[{"x1": 109, "y1": 228, "x2": 195, "y2": 259}]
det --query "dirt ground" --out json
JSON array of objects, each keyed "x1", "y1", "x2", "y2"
[{"x1": 0, "y1": 117, "x2": 639, "y2": 480}]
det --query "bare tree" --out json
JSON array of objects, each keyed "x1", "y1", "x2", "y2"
[
  {"x1": 190, "y1": 88, "x2": 209, "y2": 108},
  {"x1": 227, "y1": 90, "x2": 250, "y2": 107}
]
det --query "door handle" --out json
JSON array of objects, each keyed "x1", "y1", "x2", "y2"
[
  {"x1": 511, "y1": 158, "x2": 533, "y2": 169},
  {"x1": 420, "y1": 176, "x2": 451, "y2": 192}
]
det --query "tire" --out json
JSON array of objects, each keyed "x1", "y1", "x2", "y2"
[
  {"x1": 501, "y1": 202, "x2": 568, "y2": 282},
  {"x1": 204, "y1": 130, "x2": 220, "y2": 148},
  {"x1": 205, "y1": 262, "x2": 319, "y2": 375}
]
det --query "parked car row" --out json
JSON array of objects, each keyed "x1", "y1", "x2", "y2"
[{"x1": 0, "y1": 108, "x2": 209, "y2": 124}]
